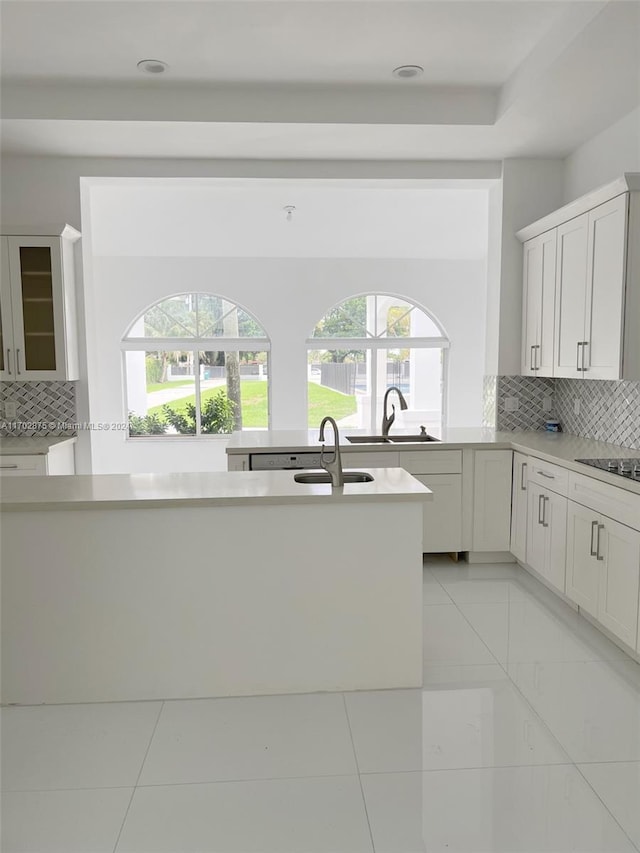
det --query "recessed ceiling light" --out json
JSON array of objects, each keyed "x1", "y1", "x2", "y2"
[
  {"x1": 137, "y1": 59, "x2": 169, "y2": 75},
  {"x1": 392, "y1": 65, "x2": 424, "y2": 80}
]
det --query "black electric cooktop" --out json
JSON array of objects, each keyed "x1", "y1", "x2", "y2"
[{"x1": 576, "y1": 458, "x2": 640, "y2": 481}]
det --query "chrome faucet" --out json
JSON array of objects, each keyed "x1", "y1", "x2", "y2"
[
  {"x1": 381, "y1": 386, "x2": 408, "y2": 436},
  {"x1": 319, "y1": 416, "x2": 344, "y2": 487}
]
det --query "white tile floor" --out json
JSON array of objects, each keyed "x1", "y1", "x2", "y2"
[{"x1": 2, "y1": 556, "x2": 640, "y2": 852}]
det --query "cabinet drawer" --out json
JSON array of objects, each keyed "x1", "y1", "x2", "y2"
[
  {"x1": 401, "y1": 450, "x2": 462, "y2": 475},
  {"x1": 527, "y1": 457, "x2": 569, "y2": 496},
  {"x1": 341, "y1": 451, "x2": 400, "y2": 469},
  {"x1": 0, "y1": 454, "x2": 47, "y2": 475},
  {"x1": 568, "y1": 472, "x2": 640, "y2": 531}
]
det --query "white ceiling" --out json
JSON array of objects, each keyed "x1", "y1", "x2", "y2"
[
  {"x1": 88, "y1": 181, "x2": 489, "y2": 258},
  {"x1": 1, "y1": 0, "x2": 639, "y2": 161}
]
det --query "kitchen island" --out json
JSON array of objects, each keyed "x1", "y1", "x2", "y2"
[{"x1": 0, "y1": 468, "x2": 430, "y2": 705}]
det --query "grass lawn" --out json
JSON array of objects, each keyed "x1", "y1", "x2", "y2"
[{"x1": 147, "y1": 380, "x2": 357, "y2": 428}]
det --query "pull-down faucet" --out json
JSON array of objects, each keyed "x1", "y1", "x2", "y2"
[
  {"x1": 319, "y1": 416, "x2": 344, "y2": 487},
  {"x1": 381, "y1": 386, "x2": 408, "y2": 436}
]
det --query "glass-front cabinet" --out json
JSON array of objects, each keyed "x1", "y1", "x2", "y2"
[{"x1": 0, "y1": 228, "x2": 80, "y2": 381}]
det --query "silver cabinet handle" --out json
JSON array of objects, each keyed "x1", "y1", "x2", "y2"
[
  {"x1": 521, "y1": 461, "x2": 527, "y2": 491},
  {"x1": 6, "y1": 348, "x2": 11, "y2": 375},
  {"x1": 538, "y1": 493, "x2": 545, "y2": 525},
  {"x1": 0, "y1": 464, "x2": 19, "y2": 469},
  {"x1": 542, "y1": 496, "x2": 549, "y2": 528},
  {"x1": 16, "y1": 348, "x2": 21, "y2": 375},
  {"x1": 582, "y1": 341, "x2": 589, "y2": 372},
  {"x1": 537, "y1": 470, "x2": 555, "y2": 479},
  {"x1": 590, "y1": 520, "x2": 598, "y2": 557},
  {"x1": 596, "y1": 523, "x2": 605, "y2": 561},
  {"x1": 576, "y1": 341, "x2": 583, "y2": 371},
  {"x1": 530, "y1": 345, "x2": 536, "y2": 371},
  {"x1": 535, "y1": 344, "x2": 541, "y2": 370}
]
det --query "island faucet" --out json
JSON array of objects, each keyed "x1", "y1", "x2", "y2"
[
  {"x1": 319, "y1": 416, "x2": 344, "y2": 487},
  {"x1": 381, "y1": 386, "x2": 408, "y2": 436}
]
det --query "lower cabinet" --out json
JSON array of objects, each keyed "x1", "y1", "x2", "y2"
[
  {"x1": 566, "y1": 500, "x2": 640, "y2": 649},
  {"x1": 472, "y1": 450, "x2": 513, "y2": 552},
  {"x1": 526, "y1": 483, "x2": 567, "y2": 594},
  {"x1": 510, "y1": 452, "x2": 529, "y2": 562},
  {"x1": 412, "y1": 473, "x2": 462, "y2": 553}
]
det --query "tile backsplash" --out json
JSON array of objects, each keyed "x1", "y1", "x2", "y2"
[
  {"x1": 485, "y1": 375, "x2": 640, "y2": 450},
  {"x1": 0, "y1": 381, "x2": 77, "y2": 436}
]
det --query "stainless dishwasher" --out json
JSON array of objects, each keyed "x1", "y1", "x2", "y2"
[{"x1": 249, "y1": 452, "x2": 324, "y2": 471}]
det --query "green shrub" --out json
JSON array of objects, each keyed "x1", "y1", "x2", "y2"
[
  {"x1": 162, "y1": 389, "x2": 235, "y2": 434},
  {"x1": 145, "y1": 355, "x2": 163, "y2": 385},
  {"x1": 128, "y1": 412, "x2": 167, "y2": 436}
]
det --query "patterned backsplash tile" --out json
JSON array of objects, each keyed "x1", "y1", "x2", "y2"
[
  {"x1": 0, "y1": 381, "x2": 77, "y2": 436},
  {"x1": 485, "y1": 375, "x2": 640, "y2": 450}
]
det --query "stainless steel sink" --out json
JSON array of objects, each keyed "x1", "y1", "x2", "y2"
[
  {"x1": 345, "y1": 436, "x2": 391, "y2": 443},
  {"x1": 345, "y1": 434, "x2": 439, "y2": 443},
  {"x1": 387, "y1": 434, "x2": 440, "y2": 443},
  {"x1": 294, "y1": 471, "x2": 374, "y2": 484}
]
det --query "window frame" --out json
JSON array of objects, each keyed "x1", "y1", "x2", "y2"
[{"x1": 121, "y1": 293, "x2": 271, "y2": 438}]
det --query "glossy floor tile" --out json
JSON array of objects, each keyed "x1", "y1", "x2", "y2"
[
  {"x1": 362, "y1": 765, "x2": 638, "y2": 853},
  {"x1": 138, "y1": 692, "x2": 357, "y2": 785},
  {"x1": 116, "y1": 776, "x2": 373, "y2": 853},
  {"x1": 1, "y1": 702, "x2": 161, "y2": 791},
  {"x1": 0, "y1": 788, "x2": 133, "y2": 853},
  {"x1": 509, "y1": 660, "x2": 640, "y2": 763},
  {"x1": 3, "y1": 561, "x2": 640, "y2": 853},
  {"x1": 458, "y1": 597, "x2": 629, "y2": 665},
  {"x1": 422, "y1": 604, "x2": 498, "y2": 666},
  {"x1": 578, "y1": 762, "x2": 640, "y2": 850}
]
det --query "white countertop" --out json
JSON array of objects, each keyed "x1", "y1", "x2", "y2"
[
  {"x1": 0, "y1": 436, "x2": 77, "y2": 456},
  {"x1": 0, "y1": 467, "x2": 432, "y2": 511},
  {"x1": 226, "y1": 429, "x2": 640, "y2": 496}
]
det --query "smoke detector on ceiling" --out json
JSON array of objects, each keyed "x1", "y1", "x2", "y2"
[
  {"x1": 392, "y1": 65, "x2": 424, "y2": 79},
  {"x1": 137, "y1": 59, "x2": 169, "y2": 75}
]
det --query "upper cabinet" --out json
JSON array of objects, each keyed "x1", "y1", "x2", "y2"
[
  {"x1": 517, "y1": 174, "x2": 640, "y2": 381},
  {"x1": 0, "y1": 226, "x2": 80, "y2": 381}
]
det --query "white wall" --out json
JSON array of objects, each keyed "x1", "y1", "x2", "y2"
[
  {"x1": 564, "y1": 107, "x2": 640, "y2": 203},
  {"x1": 89, "y1": 255, "x2": 486, "y2": 473}
]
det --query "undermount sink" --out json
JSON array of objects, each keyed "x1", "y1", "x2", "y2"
[
  {"x1": 346, "y1": 434, "x2": 439, "y2": 444},
  {"x1": 345, "y1": 436, "x2": 391, "y2": 444},
  {"x1": 386, "y1": 434, "x2": 440, "y2": 443},
  {"x1": 294, "y1": 471, "x2": 374, "y2": 484}
]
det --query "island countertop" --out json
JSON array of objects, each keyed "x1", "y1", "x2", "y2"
[{"x1": 0, "y1": 467, "x2": 432, "y2": 511}]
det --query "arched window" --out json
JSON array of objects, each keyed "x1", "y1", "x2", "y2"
[
  {"x1": 308, "y1": 293, "x2": 449, "y2": 432},
  {"x1": 122, "y1": 293, "x2": 270, "y2": 436}
]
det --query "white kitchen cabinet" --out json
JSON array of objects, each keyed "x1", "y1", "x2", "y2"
[
  {"x1": 583, "y1": 194, "x2": 629, "y2": 379},
  {"x1": 518, "y1": 177, "x2": 639, "y2": 381},
  {"x1": 0, "y1": 227, "x2": 80, "y2": 381},
  {"x1": 526, "y1": 483, "x2": 567, "y2": 594},
  {"x1": 521, "y1": 230, "x2": 556, "y2": 376},
  {"x1": 510, "y1": 451, "x2": 528, "y2": 562},
  {"x1": 472, "y1": 450, "x2": 513, "y2": 553},
  {"x1": 566, "y1": 500, "x2": 640, "y2": 649},
  {"x1": 553, "y1": 213, "x2": 589, "y2": 379},
  {"x1": 0, "y1": 444, "x2": 75, "y2": 476}
]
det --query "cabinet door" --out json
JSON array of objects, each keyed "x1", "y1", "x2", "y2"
[
  {"x1": 510, "y1": 452, "x2": 528, "y2": 562},
  {"x1": 521, "y1": 238, "x2": 541, "y2": 374},
  {"x1": 0, "y1": 237, "x2": 15, "y2": 379},
  {"x1": 526, "y1": 483, "x2": 547, "y2": 576},
  {"x1": 554, "y1": 214, "x2": 589, "y2": 379},
  {"x1": 538, "y1": 229, "x2": 557, "y2": 376},
  {"x1": 544, "y1": 490, "x2": 568, "y2": 593},
  {"x1": 414, "y1": 473, "x2": 462, "y2": 553},
  {"x1": 596, "y1": 516, "x2": 640, "y2": 649},
  {"x1": 584, "y1": 194, "x2": 628, "y2": 380},
  {"x1": 6, "y1": 237, "x2": 66, "y2": 380},
  {"x1": 565, "y1": 501, "x2": 599, "y2": 617},
  {"x1": 472, "y1": 450, "x2": 513, "y2": 552}
]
